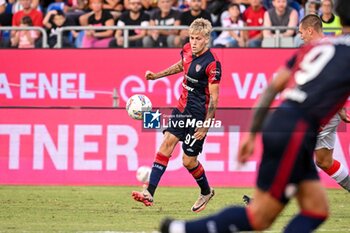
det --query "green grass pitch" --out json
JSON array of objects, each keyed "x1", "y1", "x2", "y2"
[{"x1": 0, "y1": 186, "x2": 349, "y2": 232}]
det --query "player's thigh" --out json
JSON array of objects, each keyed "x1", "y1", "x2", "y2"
[
  {"x1": 158, "y1": 131, "x2": 180, "y2": 156},
  {"x1": 295, "y1": 180, "x2": 329, "y2": 215},
  {"x1": 247, "y1": 188, "x2": 285, "y2": 230}
]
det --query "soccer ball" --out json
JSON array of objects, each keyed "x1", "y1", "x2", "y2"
[
  {"x1": 136, "y1": 166, "x2": 151, "y2": 183},
  {"x1": 126, "y1": 94, "x2": 152, "y2": 120}
]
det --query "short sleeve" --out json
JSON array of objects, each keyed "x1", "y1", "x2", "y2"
[{"x1": 206, "y1": 61, "x2": 221, "y2": 84}]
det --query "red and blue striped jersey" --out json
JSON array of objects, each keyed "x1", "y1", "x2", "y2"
[{"x1": 177, "y1": 43, "x2": 222, "y2": 115}]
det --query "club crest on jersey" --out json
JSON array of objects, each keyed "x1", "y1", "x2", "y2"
[{"x1": 195, "y1": 64, "x2": 202, "y2": 72}]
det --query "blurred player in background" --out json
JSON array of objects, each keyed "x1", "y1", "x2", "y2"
[
  {"x1": 160, "y1": 0, "x2": 350, "y2": 232},
  {"x1": 132, "y1": 18, "x2": 221, "y2": 213},
  {"x1": 291, "y1": 14, "x2": 350, "y2": 192},
  {"x1": 244, "y1": 15, "x2": 350, "y2": 205}
]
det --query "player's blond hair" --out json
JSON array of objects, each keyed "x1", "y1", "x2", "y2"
[{"x1": 188, "y1": 18, "x2": 212, "y2": 39}]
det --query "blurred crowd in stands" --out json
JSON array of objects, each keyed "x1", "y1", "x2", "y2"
[{"x1": 0, "y1": 0, "x2": 343, "y2": 48}]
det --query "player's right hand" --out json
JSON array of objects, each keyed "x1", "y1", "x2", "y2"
[
  {"x1": 145, "y1": 70, "x2": 157, "y2": 80},
  {"x1": 238, "y1": 133, "x2": 256, "y2": 163}
]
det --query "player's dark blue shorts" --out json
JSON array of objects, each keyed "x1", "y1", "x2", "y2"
[
  {"x1": 164, "y1": 107, "x2": 206, "y2": 156},
  {"x1": 257, "y1": 103, "x2": 320, "y2": 204}
]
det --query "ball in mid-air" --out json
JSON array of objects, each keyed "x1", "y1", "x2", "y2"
[
  {"x1": 126, "y1": 94, "x2": 152, "y2": 120},
  {"x1": 136, "y1": 166, "x2": 152, "y2": 183}
]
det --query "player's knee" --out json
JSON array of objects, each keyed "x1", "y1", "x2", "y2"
[
  {"x1": 182, "y1": 157, "x2": 197, "y2": 169},
  {"x1": 248, "y1": 206, "x2": 277, "y2": 231},
  {"x1": 250, "y1": 215, "x2": 274, "y2": 231},
  {"x1": 315, "y1": 158, "x2": 331, "y2": 170}
]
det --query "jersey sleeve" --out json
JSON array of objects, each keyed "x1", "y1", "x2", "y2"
[{"x1": 206, "y1": 61, "x2": 221, "y2": 84}]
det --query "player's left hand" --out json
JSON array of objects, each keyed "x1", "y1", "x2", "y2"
[
  {"x1": 238, "y1": 133, "x2": 256, "y2": 163},
  {"x1": 194, "y1": 127, "x2": 209, "y2": 140},
  {"x1": 339, "y1": 108, "x2": 350, "y2": 123}
]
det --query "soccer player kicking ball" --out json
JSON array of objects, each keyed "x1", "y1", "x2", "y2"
[
  {"x1": 132, "y1": 18, "x2": 221, "y2": 212},
  {"x1": 160, "y1": 0, "x2": 350, "y2": 232},
  {"x1": 243, "y1": 15, "x2": 350, "y2": 206}
]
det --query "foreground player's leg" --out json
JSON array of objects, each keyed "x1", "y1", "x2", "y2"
[
  {"x1": 183, "y1": 155, "x2": 214, "y2": 212},
  {"x1": 284, "y1": 181, "x2": 328, "y2": 232},
  {"x1": 160, "y1": 189, "x2": 284, "y2": 233},
  {"x1": 316, "y1": 148, "x2": 350, "y2": 192},
  {"x1": 132, "y1": 132, "x2": 179, "y2": 206}
]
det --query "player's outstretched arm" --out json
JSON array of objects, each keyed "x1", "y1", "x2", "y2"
[{"x1": 145, "y1": 60, "x2": 183, "y2": 80}]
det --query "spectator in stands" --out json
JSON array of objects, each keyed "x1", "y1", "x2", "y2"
[
  {"x1": 174, "y1": 0, "x2": 211, "y2": 47},
  {"x1": 10, "y1": 15, "x2": 39, "y2": 47},
  {"x1": 205, "y1": 0, "x2": 228, "y2": 27},
  {"x1": 42, "y1": 10, "x2": 76, "y2": 47},
  {"x1": 80, "y1": 0, "x2": 114, "y2": 48},
  {"x1": 109, "y1": 0, "x2": 149, "y2": 47},
  {"x1": 306, "y1": 0, "x2": 319, "y2": 15},
  {"x1": 174, "y1": 0, "x2": 207, "y2": 11},
  {"x1": 12, "y1": 0, "x2": 42, "y2": 26},
  {"x1": 10, "y1": 0, "x2": 42, "y2": 47},
  {"x1": 242, "y1": 0, "x2": 266, "y2": 47},
  {"x1": 262, "y1": 0, "x2": 298, "y2": 47},
  {"x1": 10, "y1": 0, "x2": 39, "y2": 14},
  {"x1": 124, "y1": 0, "x2": 158, "y2": 12},
  {"x1": 219, "y1": 0, "x2": 246, "y2": 26},
  {"x1": 320, "y1": 0, "x2": 341, "y2": 36},
  {"x1": 104, "y1": 0, "x2": 124, "y2": 13},
  {"x1": 0, "y1": 0, "x2": 12, "y2": 26},
  {"x1": 143, "y1": 0, "x2": 180, "y2": 47},
  {"x1": 213, "y1": 3, "x2": 245, "y2": 47}
]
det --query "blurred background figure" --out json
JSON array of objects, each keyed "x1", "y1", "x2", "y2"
[
  {"x1": 42, "y1": 9, "x2": 76, "y2": 47},
  {"x1": 0, "y1": 0, "x2": 12, "y2": 26},
  {"x1": 213, "y1": 3, "x2": 245, "y2": 48},
  {"x1": 174, "y1": 0, "x2": 211, "y2": 47},
  {"x1": 80, "y1": 0, "x2": 114, "y2": 48},
  {"x1": 10, "y1": 15, "x2": 39, "y2": 47},
  {"x1": 109, "y1": 0, "x2": 149, "y2": 47},
  {"x1": 12, "y1": 0, "x2": 42, "y2": 26},
  {"x1": 320, "y1": 0, "x2": 341, "y2": 36},
  {"x1": 143, "y1": 0, "x2": 180, "y2": 48},
  {"x1": 305, "y1": 0, "x2": 319, "y2": 15},
  {"x1": 174, "y1": 0, "x2": 207, "y2": 12},
  {"x1": 124, "y1": 0, "x2": 159, "y2": 12},
  {"x1": 262, "y1": 0, "x2": 298, "y2": 47},
  {"x1": 11, "y1": 0, "x2": 42, "y2": 47},
  {"x1": 242, "y1": 0, "x2": 266, "y2": 47}
]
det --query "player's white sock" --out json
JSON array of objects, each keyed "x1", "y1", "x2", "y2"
[{"x1": 326, "y1": 159, "x2": 350, "y2": 192}]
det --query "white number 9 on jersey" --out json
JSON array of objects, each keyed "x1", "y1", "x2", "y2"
[{"x1": 295, "y1": 45, "x2": 335, "y2": 85}]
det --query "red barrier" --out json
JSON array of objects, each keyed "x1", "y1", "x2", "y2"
[
  {"x1": 0, "y1": 49, "x2": 296, "y2": 108},
  {"x1": 0, "y1": 108, "x2": 349, "y2": 187}
]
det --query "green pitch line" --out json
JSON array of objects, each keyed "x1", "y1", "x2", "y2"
[{"x1": 0, "y1": 186, "x2": 349, "y2": 232}]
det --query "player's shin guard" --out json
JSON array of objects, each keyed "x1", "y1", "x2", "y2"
[
  {"x1": 188, "y1": 162, "x2": 210, "y2": 195},
  {"x1": 284, "y1": 211, "x2": 327, "y2": 233},
  {"x1": 324, "y1": 159, "x2": 350, "y2": 192},
  {"x1": 147, "y1": 152, "x2": 169, "y2": 196},
  {"x1": 164, "y1": 206, "x2": 253, "y2": 233}
]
